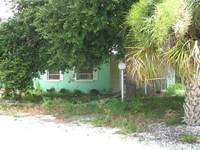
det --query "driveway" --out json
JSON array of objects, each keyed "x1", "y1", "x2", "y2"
[
  {"x1": 1, "y1": 112, "x2": 200, "y2": 150},
  {"x1": 0, "y1": 113, "x2": 169, "y2": 150}
]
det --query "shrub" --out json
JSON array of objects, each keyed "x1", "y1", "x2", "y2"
[
  {"x1": 0, "y1": 84, "x2": 3, "y2": 90},
  {"x1": 73, "y1": 89, "x2": 82, "y2": 96},
  {"x1": 59, "y1": 88, "x2": 70, "y2": 94},
  {"x1": 90, "y1": 89, "x2": 99, "y2": 95},
  {"x1": 47, "y1": 88, "x2": 55, "y2": 93}
]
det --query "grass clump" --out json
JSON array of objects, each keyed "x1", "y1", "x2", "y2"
[
  {"x1": 165, "y1": 118, "x2": 184, "y2": 125},
  {"x1": 65, "y1": 102, "x2": 102, "y2": 118},
  {"x1": 166, "y1": 83, "x2": 185, "y2": 96},
  {"x1": 104, "y1": 98, "x2": 128, "y2": 116},
  {"x1": 180, "y1": 134, "x2": 199, "y2": 144}
]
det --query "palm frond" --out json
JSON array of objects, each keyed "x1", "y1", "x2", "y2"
[
  {"x1": 152, "y1": 0, "x2": 191, "y2": 45},
  {"x1": 163, "y1": 40, "x2": 194, "y2": 79},
  {"x1": 126, "y1": 47, "x2": 166, "y2": 84},
  {"x1": 187, "y1": 0, "x2": 200, "y2": 38}
]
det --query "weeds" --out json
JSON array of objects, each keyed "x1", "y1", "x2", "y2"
[
  {"x1": 91, "y1": 118, "x2": 109, "y2": 127},
  {"x1": 130, "y1": 97, "x2": 144, "y2": 113},
  {"x1": 165, "y1": 118, "x2": 184, "y2": 125},
  {"x1": 42, "y1": 97, "x2": 51, "y2": 109},
  {"x1": 0, "y1": 91, "x2": 185, "y2": 135},
  {"x1": 104, "y1": 98, "x2": 128, "y2": 116},
  {"x1": 166, "y1": 83, "x2": 185, "y2": 96},
  {"x1": 65, "y1": 101, "x2": 102, "y2": 118},
  {"x1": 180, "y1": 134, "x2": 199, "y2": 144}
]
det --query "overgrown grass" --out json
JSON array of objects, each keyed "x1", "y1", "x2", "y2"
[
  {"x1": 89, "y1": 96, "x2": 184, "y2": 134},
  {"x1": 180, "y1": 134, "x2": 199, "y2": 144},
  {"x1": 21, "y1": 91, "x2": 105, "y2": 103},
  {"x1": 0, "y1": 92, "x2": 185, "y2": 135},
  {"x1": 166, "y1": 83, "x2": 185, "y2": 96},
  {"x1": 165, "y1": 118, "x2": 184, "y2": 125}
]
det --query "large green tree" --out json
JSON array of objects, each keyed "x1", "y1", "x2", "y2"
[
  {"x1": 0, "y1": 0, "x2": 136, "y2": 97},
  {"x1": 33, "y1": 0, "x2": 135, "y2": 70},
  {"x1": 126, "y1": 0, "x2": 200, "y2": 125},
  {"x1": 0, "y1": 0, "x2": 49, "y2": 97}
]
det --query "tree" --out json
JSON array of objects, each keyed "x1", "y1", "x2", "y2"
[
  {"x1": 0, "y1": 0, "x2": 136, "y2": 97},
  {"x1": 126, "y1": 0, "x2": 200, "y2": 125},
  {"x1": 33, "y1": 0, "x2": 135, "y2": 70},
  {"x1": 0, "y1": 0, "x2": 50, "y2": 98}
]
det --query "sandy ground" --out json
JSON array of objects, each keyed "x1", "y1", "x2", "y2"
[{"x1": 0, "y1": 113, "x2": 169, "y2": 150}]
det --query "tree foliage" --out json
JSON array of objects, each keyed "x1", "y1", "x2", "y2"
[
  {"x1": 33, "y1": 0, "x2": 135, "y2": 70},
  {"x1": 126, "y1": 0, "x2": 200, "y2": 125},
  {"x1": 0, "y1": 0, "x2": 136, "y2": 97},
  {"x1": 126, "y1": 0, "x2": 200, "y2": 81},
  {"x1": 0, "y1": 0, "x2": 49, "y2": 97}
]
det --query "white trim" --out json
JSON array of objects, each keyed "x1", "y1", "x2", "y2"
[
  {"x1": 93, "y1": 68, "x2": 98, "y2": 80},
  {"x1": 74, "y1": 68, "x2": 98, "y2": 81},
  {"x1": 75, "y1": 80, "x2": 94, "y2": 82},
  {"x1": 45, "y1": 70, "x2": 64, "y2": 81},
  {"x1": 43, "y1": 70, "x2": 48, "y2": 80},
  {"x1": 60, "y1": 71, "x2": 64, "y2": 80}
]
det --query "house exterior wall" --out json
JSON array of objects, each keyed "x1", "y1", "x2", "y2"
[{"x1": 33, "y1": 63, "x2": 110, "y2": 93}]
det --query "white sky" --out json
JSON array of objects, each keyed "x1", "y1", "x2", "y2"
[{"x1": 0, "y1": 0, "x2": 13, "y2": 20}]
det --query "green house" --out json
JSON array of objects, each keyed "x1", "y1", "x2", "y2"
[
  {"x1": 33, "y1": 61, "x2": 121, "y2": 93},
  {"x1": 33, "y1": 60, "x2": 176, "y2": 94}
]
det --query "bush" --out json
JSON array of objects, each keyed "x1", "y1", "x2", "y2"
[
  {"x1": 90, "y1": 89, "x2": 99, "y2": 95},
  {"x1": 73, "y1": 89, "x2": 82, "y2": 96},
  {"x1": 59, "y1": 88, "x2": 70, "y2": 94},
  {"x1": 0, "y1": 84, "x2": 3, "y2": 90},
  {"x1": 47, "y1": 88, "x2": 56, "y2": 93}
]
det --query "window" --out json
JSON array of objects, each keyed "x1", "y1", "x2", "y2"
[
  {"x1": 43, "y1": 70, "x2": 64, "y2": 81},
  {"x1": 75, "y1": 68, "x2": 98, "y2": 81},
  {"x1": 48, "y1": 70, "x2": 60, "y2": 80}
]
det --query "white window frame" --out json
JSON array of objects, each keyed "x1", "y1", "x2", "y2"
[
  {"x1": 43, "y1": 70, "x2": 64, "y2": 81},
  {"x1": 74, "y1": 68, "x2": 98, "y2": 81}
]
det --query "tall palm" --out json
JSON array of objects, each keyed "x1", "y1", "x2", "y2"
[{"x1": 126, "y1": 0, "x2": 200, "y2": 125}]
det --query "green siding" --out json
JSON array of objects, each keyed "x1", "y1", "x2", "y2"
[{"x1": 34, "y1": 63, "x2": 110, "y2": 93}]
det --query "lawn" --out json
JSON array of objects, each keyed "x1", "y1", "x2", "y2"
[{"x1": 0, "y1": 87, "x2": 185, "y2": 135}]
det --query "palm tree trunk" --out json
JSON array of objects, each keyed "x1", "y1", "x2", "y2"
[
  {"x1": 183, "y1": 40, "x2": 200, "y2": 125},
  {"x1": 184, "y1": 79, "x2": 200, "y2": 125}
]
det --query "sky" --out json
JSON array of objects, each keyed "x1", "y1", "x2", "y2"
[{"x1": 0, "y1": 0, "x2": 14, "y2": 21}]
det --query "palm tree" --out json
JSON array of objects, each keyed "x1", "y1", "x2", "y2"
[{"x1": 125, "y1": 0, "x2": 200, "y2": 125}]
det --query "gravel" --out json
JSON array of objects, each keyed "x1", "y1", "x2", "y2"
[
  {"x1": 0, "y1": 113, "x2": 199, "y2": 150},
  {"x1": 137, "y1": 123, "x2": 200, "y2": 150}
]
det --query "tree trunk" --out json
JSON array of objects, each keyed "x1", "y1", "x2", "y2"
[
  {"x1": 183, "y1": 80, "x2": 200, "y2": 125},
  {"x1": 183, "y1": 40, "x2": 200, "y2": 125}
]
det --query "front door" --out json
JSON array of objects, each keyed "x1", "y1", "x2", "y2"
[{"x1": 110, "y1": 60, "x2": 120, "y2": 93}]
